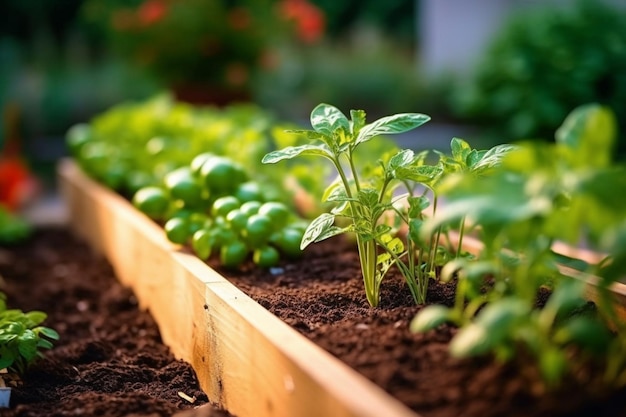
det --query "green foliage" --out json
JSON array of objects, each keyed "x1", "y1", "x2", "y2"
[
  {"x1": 453, "y1": 0, "x2": 626, "y2": 156},
  {"x1": 0, "y1": 292, "x2": 59, "y2": 376},
  {"x1": 0, "y1": 205, "x2": 31, "y2": 245},
  {"x1": 67, "y1": 93, "x2": 330, "y2": 210},
  {"x1": 412, "y1": 103, "x2": 626, "y2": 388},
  {"x1": 263, "y1": 103, "x2": 512, "y2": 307}
]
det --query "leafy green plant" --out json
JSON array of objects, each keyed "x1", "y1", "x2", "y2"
[
  {"x1": 411, "y1": 103, "x2": 626, "y2": 387},
  {"x1": 0, "y1": 292, "x2": 59, "y2": 376},
  {"x1": 452, "y1": 0, "x2": 626, "y2": 156},
  {"x1": 264, "y1": 103, "x2": 429, "y2": 306},
  {"x1": 132, "y1": 152, "x2": 308, "y2": 269},
  {"x1": 263, "y1": 103, "x2": 513, "y2": 307}
]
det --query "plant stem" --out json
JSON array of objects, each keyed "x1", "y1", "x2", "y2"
[{"x1": 456, "y1": 216, "x2": 466, "y2": 258}]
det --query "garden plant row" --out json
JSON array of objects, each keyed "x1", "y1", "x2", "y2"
[{"x1": 63, "y1": 94, "x2": 626, "y2": 416}]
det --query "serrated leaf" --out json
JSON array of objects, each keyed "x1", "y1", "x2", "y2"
[
  {"x1": 410, "y1": 305, "x2": 452, "y2": 332},
  {"x1": 310, "y1": 103, "x2": 350, "y2": 138},
  {"x1": 262, "y1": 144, "x2": 333, "y2": 164},
  {"x1": 357, "y1": 189, "x2": 379, "y2": 207},
  {"x1": 283, "y1": 129, "x2": 326, "y2": 142},
  {"x1": 355, "y1": 113, "x2": 430, "y2": 146}
]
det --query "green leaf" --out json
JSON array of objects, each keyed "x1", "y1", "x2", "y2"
[
  {"x1": 17, "y1": 330, "x2": 38, "y2": 361},
  {"x1": 395, "y1": 165, "x2": 443, "y2": 185},
  {"x1": 451, "y1": 299, "x2": 529, "y2": 358},
  {"x1": 284, "y1": 129, "x2": 329, "y2": 142},
  {"x1": 410, "y1": 305, "x2": 452, "y2": 332},
  {"x1": 38, "y1": 327, "x2": 60, "y2": 340},
  {"x1": 538, "y1": 347, "x2": 567, "y2": 388},
  {"x1": 407, "y1": 196, "x2": 430, "y2": 218},
  {"x1": 553, "y1": 316, "x2": 612, "y2": 355},
  {"x1": 301, "y1": 213, "x2": 340, "y2": 249},
  {"x1": 262, "y1": 144, "x2": 333, "y2": 164},
  {"x1": 449, "y1": 323, "x2": 492, "y2": 357},
  {"x1": 542, "y1": 279, "x2": 586, "y2": 320},
  {"x1": 310, "y1": 103, "x2": 350, "y2": 138},
  {"x1": 388, "y1": 149, "x2": 415, "y2": 171},
  {"x1": 25, "y1": 311, "x2": 47, "y2": 327},
  {"x1": 355, "y1": 113, "x2": 430, "y2": 146},
  {"x1": 555, "y1": 103, "x2": 616, "y2": 168},
  {"x1": 470, "y1": 144, "x2": 518, "y2": 174},
  {"x1": 451, "y1": 138, "x2": 471, "y2": 162},
  {"x1": 350, "y1": 109, "x2": 367, "y2": 137}
]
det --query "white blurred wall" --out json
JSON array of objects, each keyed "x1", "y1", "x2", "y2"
[{"x1": 419, "y1": 0, "x2": 626, "y2": 77}]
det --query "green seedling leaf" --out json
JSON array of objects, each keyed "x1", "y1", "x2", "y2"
[
  {"x1": 407, "y1": 196, "x2": 430, "y2": 218},
  {"x1": 38, "y1": 327, "x2": 60, "y2": 340},
  {"x1": 388, "y1": 149, "x2": 416, "y2": 172},
  {"x1": 470, "y1": 144, "x2": 518, "y2": 174},
  {"x1": 355, "y1": 113, "x2": 431, "y2": 146},
  {"x1": 410, "y1": 305, "x2": 453, "y2": 332},
  {"x1": 555, "y1": 103, "x2": 616, "y2": 168},
  {"x1": 395, "y1": 165, "x2": 443, "y2": 185},
  {"x1": 544, "y1": 279, "x2": 586, "y2": 317},
  {"x1": 310, "y1": 103, "x2": 350, "y2": 138},
  {"x1": 262, "y1": 144, "x2": 333, "y2": 164},
  {"x1": 301, "y1": 213, "x2": 342, "y2": 249},
  {"x1": 25, "y1": 311, "x2": 47, "y2": 327},
  {"x1": 18, "y1": 330, "x2": 39, "y2": 361},
  {"x1": 449, "y1": 323, "x2": 491, "y2": 357},
  {"x1": 350, "y1": 109, "x2": 366, "y2": 136},
  {"x1": 324, "y1": 182, "x2": 350, "y2": 203},
  {"x1": 553, "y1": 316, "x2": 612, "y2": 356},
  {"x1": 451, "y1": 298, "x2": 530, "y2": 358},
  {"x1": 451, "y1": 138, "x2": 471, "y2": 162},
  {"x1": 539, "y1": 347, "x2": 568, "y2": 388}
]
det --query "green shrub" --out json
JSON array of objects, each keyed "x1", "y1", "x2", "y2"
[{"x1": 452, "y1": 0, "x2": 626, "y2": 157}]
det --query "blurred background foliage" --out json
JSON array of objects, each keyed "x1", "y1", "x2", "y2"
[
  {"x1": 1, "y1": 0, "x2": 626, "y2": 192},
  {"x1": 450, "y1": 0, "x2": 626, "y2": 157}
]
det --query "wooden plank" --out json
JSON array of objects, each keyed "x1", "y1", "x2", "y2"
[{"x1": 57, "y1": 159, "x2": 420, "y2": 417}]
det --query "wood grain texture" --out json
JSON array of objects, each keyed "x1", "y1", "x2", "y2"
[{"x1": 57, "y1": 159, "x2": 419, "y2": 417}]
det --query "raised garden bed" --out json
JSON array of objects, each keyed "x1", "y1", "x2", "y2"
[
  {"x1": 0, "y1": 226, "x2": 231, "y2": 416},
  {"x1": 58, "y1": 156, "x2": 626, "y2": 417}
]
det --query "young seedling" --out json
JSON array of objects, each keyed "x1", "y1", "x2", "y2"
[
  {"x1": 411, "y1": 103, "x2": 626, "y2": 389},
  {"x1": 0, "y1": 292, "x2": 59, "y2": 377},
  {"x1": 263, "y1": 103, "x2": 432, "y2": 306}
]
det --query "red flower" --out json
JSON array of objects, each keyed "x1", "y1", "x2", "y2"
[
  {"x1": 0, "y1": 157, "x2": 38, "y2": 212},
  {"x1": 280, "y1": 0, "x2": 325, "y2": 43},
  {"x1": 138, "y1": 0, "x2": 168, "y2": 26}
]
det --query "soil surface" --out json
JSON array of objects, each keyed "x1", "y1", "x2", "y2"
[
  {"x1": 2, "y1": 227, "x2": 626, "y2": 417},
  {"x1": 0, "y1": 228, "x2": 232, "y2": 417},
  {"x1": 216, "y1": 235, "x2": 626, "y2": 417}
]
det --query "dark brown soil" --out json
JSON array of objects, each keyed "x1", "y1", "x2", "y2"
[
  {"x1": 0, "y1": 228, "x2": 232, "y2": 417},
  {"x1": 215, "y1": 235, "x2": 626, "y2": 417},
  {"x1": 2, "y1": 227, "x2": 626, "y2": 417}
]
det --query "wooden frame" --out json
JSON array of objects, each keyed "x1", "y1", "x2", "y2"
[{"x1": 58, "y1": 159, "x2": 420, "y2": 417}]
